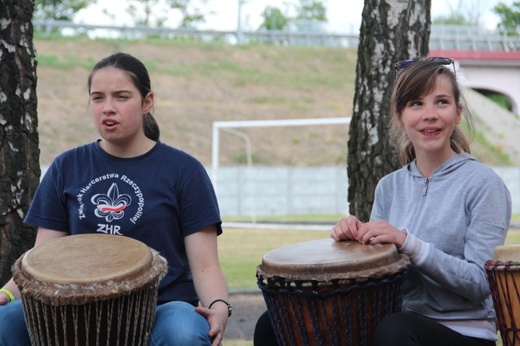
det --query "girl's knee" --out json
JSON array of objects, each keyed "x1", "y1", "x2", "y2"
[{"x1": 150, "y1": 301, "x2": 211, "y2": 346}]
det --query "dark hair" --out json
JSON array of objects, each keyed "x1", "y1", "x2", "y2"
[
  {"x1": 390, "y1": 59, "x2": 474, "y2": 165},
  {"x1": 87, "y1": 52, "x2": 160, "y2": 141}
]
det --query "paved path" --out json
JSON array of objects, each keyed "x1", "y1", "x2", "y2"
[{"x1": 225, "y1": 291, "x2": 266, "y2": 342}]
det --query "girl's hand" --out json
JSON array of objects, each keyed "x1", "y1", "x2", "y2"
[
  {"x1": 195, "y1": 305, "x2": 228, "y2": 346},
  {"x1": 0, "y1": 291, "x2": 10, "y2": 305},
  {"x1": 331, "y1": 216, "x2": 363, "y2": 241},
  {"x1": 357, "y1": 220, "x2": 407, "y2": 247}
]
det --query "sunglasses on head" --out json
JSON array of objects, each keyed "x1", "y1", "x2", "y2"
[{"x1": 394, "y1": 57, "x2": 456, "y2": 79}]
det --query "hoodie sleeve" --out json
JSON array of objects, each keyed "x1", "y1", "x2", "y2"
[{"x1": 401, "y1": 171, "x2": 512, "y2": 303}]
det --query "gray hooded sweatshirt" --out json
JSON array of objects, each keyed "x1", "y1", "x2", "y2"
[{"x1": 371, "y1": 153, "x2": 512, "y2": 340}]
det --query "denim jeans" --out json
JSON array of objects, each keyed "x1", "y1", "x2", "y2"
[
  {"x1": 150, "y1": 301, "x2": 211, "y2": 345},
  {"x1": 0, "y1": 300, "x2": 30, "y2": 346},
  {"x1": 0, "y1": 300, "x2": 211, "y2": 346}
]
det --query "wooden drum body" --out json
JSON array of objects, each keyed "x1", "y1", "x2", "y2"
[
  {"x1": 485, "y1": 244, "x2": 520, "y2": 346},
  {"x1": 256, "y1": 239, "x2": 410, "y2": 346},
  {"x1": 13, "y1": 234, "x2": 168, "y2": 346}
]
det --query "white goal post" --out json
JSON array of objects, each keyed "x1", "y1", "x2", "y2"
[{"x1": 211, "y1": 117, "x2": 351, "y2": 191}]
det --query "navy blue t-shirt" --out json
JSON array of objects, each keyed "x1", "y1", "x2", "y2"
[{"x1": 25, "y1": 141, "x2": 222, "y2": 305}]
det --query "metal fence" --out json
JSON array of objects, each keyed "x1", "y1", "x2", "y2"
[{"x1": 33, "y1": 20, "x2": 520, "y2": 51}]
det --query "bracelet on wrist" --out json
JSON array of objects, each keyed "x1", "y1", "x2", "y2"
[
  {"x1": 208, "y1": 298, "x2": 232, "y2": 317},
  {"x1": 0, "y1": 288, "x2": 15, "y2": 302}
]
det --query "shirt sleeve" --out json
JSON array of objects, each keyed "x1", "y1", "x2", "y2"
[
  {"x1": 178, "y1": 161, "x2": 222, "y2": 237},
  {"x1": 24, "y1": 158, "x2": 70, "y2": 232}
]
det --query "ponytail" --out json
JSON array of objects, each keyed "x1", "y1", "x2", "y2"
[{"x1": 144, "y1": 113, "x2": 160, "y2": 141}]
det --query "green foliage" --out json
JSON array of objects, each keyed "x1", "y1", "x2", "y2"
[
  {"x1": 103, "y1": 0, "x2": 209, "y2": 28},
  {"x1": 259, "y1": 6, "x2": 289, "y2": 31},
  {"x1": 431, "y1": 0, "x2": 486, "y2": 26},
  {"x1": 167, "y1": 0, "x2": 210, "y2": 28},
  {"x1": 127, "y1": 0, "x2": 167, "y2": 27},
  {"x1": 259, "y1": 0, "x2": 327, "y2": 31},
  {"x1": 493, "y1": 1, "x2": 520, "y2": 34},
  {"x1": 432, "y1": 13, "x2": 470, "y2": 25},
  {"x1": 34, "y1": 0, "x2": 94, "y2": 21},
  {"x1": 488, "y1": 94, "x2": 513, "y2": 111},
  {"x1": 295, "y1": 0, "x2": 327, "y2": 21}
]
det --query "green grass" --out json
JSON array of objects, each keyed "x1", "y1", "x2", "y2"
[
  {"x1": 219, "y1": 227, "x2": 330, "y2": 290},
  {"x1": 223, "y1": 213, "x2": 344, "y2": 223},
  {"x1": 220, "y1": 220, "x2": 520, "y2": 291},
  {"x1": 36, "y1": 53, "x2": 99, "y2": 70}
]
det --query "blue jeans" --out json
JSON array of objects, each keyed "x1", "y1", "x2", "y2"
[
  {"x1": 0, "y1": 300, "x2": 211, "y2": 346},
  {"x1": 0, "y1": 300, "x2": 30, "y2": 346},
  {"x1": 150, "y1": 301, "x2": 211, "y2": 346}
]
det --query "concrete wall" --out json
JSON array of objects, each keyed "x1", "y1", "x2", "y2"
[
  {"x1": 211, "y1": 166, "x2": 520, "y2": 217},
  {"x1": 213, "y1": 166, "x2": 349, "y2": 217}
]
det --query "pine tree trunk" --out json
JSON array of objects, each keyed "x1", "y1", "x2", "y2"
[
  {"x1": 347, "y1": 0, "x2": 432, "y2": 221},
  {"x1": 0, "y1": 0, "x2": 39, "y2": 286}
]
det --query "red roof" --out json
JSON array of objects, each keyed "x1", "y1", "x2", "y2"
[{"x1": 429, "y1": 49, "x2": 520, "y2": 61}]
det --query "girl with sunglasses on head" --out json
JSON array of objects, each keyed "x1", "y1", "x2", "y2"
[{"x1": 331, "y1": 58, "x2": 512, "y2": 346}]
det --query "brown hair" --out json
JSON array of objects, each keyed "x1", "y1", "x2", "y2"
[
  {"x1": 390, "y1": 59, "x2": 474, "y2": 165},
  {"x1": 88, "y1": 52, "x2": 160, "y2": 141}
]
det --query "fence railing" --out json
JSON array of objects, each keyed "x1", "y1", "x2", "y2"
[{"x1": 33, "y1": 20, "x2": 520, "y2": 51}]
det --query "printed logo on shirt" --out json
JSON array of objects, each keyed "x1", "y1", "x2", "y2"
[
  {"x1": 91, "y1": 183, "x2": 131, "y2": 222},
  {"x1": 76, "y1": 173, "x2": 145, "y2": 234}
]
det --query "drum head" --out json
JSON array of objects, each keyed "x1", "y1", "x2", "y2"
[
  {"x1": 13, "y1": 234, "x2": 168, "y2": 305},
  {"x1": 493, "y1": 245, "x2": 520, "y2": 263},
  {"x1": 258, "y1": 238, "x2": 409, "y2": 281},
  {"x1": 21, "y1": 234, "x2": 152, "y2": 284}
]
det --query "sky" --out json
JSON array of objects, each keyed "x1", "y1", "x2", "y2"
[{"x1": 75, "y1": 0, "x2": 515, "y2": 33}]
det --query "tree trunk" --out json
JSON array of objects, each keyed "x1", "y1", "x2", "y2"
[
  {"x1": 347, "y1": 0, "x2": 431, "y2": 221},
  {"x1": 0, "y1": 0, "x2": 39, "y2": 286}
]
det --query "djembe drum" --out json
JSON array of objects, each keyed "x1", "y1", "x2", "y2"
[
  {"x1": 256, "y1": 239, "x2": 410, "y2": 346},
  {"x1": 13, "y1": 234, "x2": 168, "y2": 346},
  {"x1": 485, "y1": 244, "x2": 520, "y2": 346}
]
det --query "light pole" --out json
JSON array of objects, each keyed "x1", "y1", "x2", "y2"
[{"x1": 237, "y1": 0, "x2": 243, "y2": 44}]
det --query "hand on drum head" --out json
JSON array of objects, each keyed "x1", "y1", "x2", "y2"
[
  {"x1": 331, "y1": 217, "x2": 407, "y2": 248},
  {"x1": 356, "y1": 220, "x2": 407, "y2": 247},
  {"x1": 331, "y1": 215, "x2": 363, "y2": 242}
]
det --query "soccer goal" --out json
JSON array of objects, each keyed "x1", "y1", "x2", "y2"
[
  {"x1": 211, "y1": 117, "x2": 351, "y2": 223},
  {"x1": 211, "y1": 117, "x2": 351, "y2": 189}
]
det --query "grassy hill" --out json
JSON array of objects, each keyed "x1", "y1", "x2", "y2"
[{"x1": 34, "y1": 36, "x2": 513, "y2": 167}]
